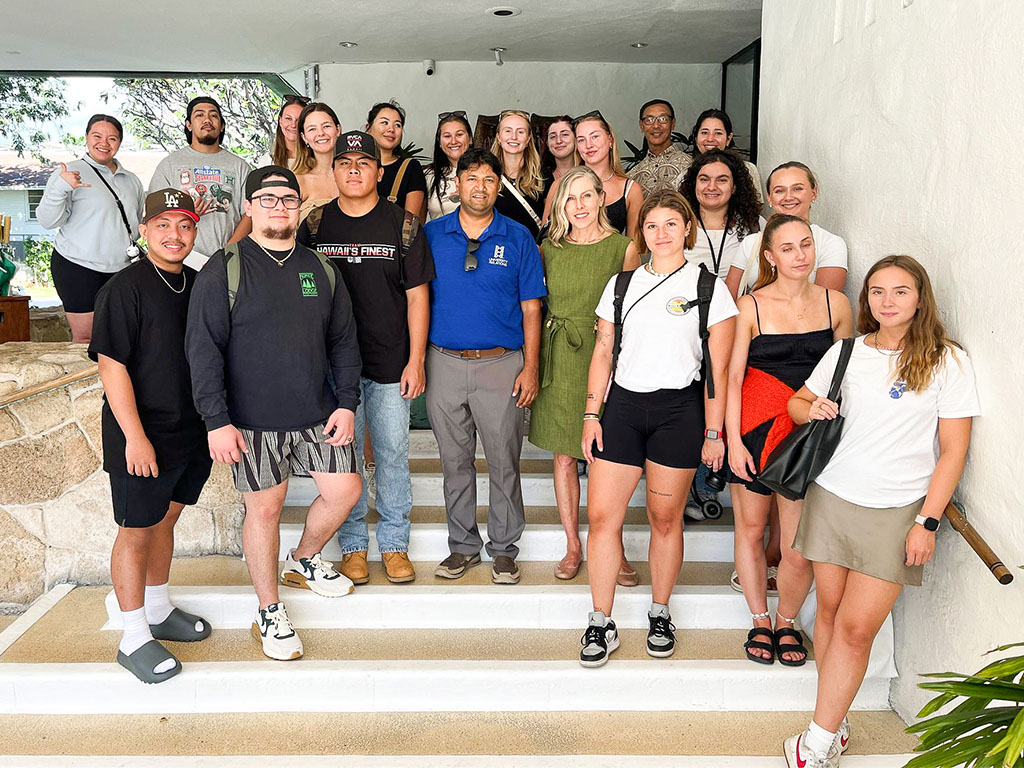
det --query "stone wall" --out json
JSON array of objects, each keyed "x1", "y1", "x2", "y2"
[
  {"x1": 29, "y1": 306, "x2": 72, "y2": 343},
  {"x1": 0, "y1": 342, "x2": 243, "y2": 613}
]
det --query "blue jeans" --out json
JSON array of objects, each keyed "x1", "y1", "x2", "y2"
[{"x1": 336, "y1": 379, "x2": 412, "y2": 554}]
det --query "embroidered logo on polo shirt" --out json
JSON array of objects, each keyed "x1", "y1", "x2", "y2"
[
  {"x1": 889, "y1": 380, "x2": 907, "y2": 399},
  {"x1": 299, "y1": 273, "x2": 318, "y2": 297},
  {"x1": 666, "y1": 296, "x2": 692, "y2": 315},
  {"x1": 489, "y1": 245, "x2": 508, "y2": 267}
]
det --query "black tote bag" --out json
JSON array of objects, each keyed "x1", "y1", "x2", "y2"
[{"x1": 758, "y1": 337, "x2": 854, "y2": 501}]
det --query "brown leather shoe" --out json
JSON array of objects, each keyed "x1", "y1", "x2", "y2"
[
  {"x1": 339, "y1": 551, "x2": 369, "y2": 585},
  {"x1": 382, "y1": 551, "x2": 416, "y2": 583}
]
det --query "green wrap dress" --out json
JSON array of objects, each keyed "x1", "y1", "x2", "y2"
[{"x1": 529, "y1": 233, "x2": 631, "y2": 458}]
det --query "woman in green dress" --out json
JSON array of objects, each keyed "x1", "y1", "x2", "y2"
[{"x1": 530, "y1": 167, "x2": 641, "y2": 581}]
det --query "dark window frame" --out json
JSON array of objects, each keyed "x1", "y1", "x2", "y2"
[{"x1": 721, "y1": 38, "x2": 761, "y2": 164}]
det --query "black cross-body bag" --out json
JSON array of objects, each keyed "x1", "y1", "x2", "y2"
[
  {"x1": 759, "y1": 337, "x2": 854, "y2": 500},
  {"x1": 87, "y1": 163, "x2": 146, "y2": 259}
]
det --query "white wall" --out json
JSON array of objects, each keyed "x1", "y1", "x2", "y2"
[
  {"x1": 0, "y1": 190, "x2": 47, "y2": 238},
  {"x1": 759, "y1": 0, "x2": 1024, "y2": 722},
  {"x1": 283, "y1": 61, "x2": 722, "y2": 160}
]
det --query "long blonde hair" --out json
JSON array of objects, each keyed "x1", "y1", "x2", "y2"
[
  {"x1": 547, "y1": 166, "x2": 616, "y2": 247},
  {"x1": 752, "y1": 214, "x2": 812, "y2": 291},
  {"x1": 574, "y1": 114, "x2": 627, "y2": 178},
  {"x1": 489, "y1": 110, "x2": 545, "y2": 198},
  {"x1": 857, "y1": 254, "x2": 959, "y2": 392}
]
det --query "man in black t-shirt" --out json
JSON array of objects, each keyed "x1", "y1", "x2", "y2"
[
  {"x1": 90, "y1": 189, "x2": 212, "y2": 684},
  {"x1": 186, "y1": 166, "x2": 363, "y2": 662},
  {"x1": 298, "y1": 131, "x2": 434, "y2": 585}
]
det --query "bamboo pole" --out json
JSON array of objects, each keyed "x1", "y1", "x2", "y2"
[{"x1": 944, "y1": 501, "x2": 1014, "y2": 585}]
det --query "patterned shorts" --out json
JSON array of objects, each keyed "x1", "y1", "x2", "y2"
[{"x1": 233, "y1": 422, "x2": 357, "y2": 493}]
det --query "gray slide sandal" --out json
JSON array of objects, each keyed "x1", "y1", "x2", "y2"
[
  {"x1": 116, "y1": 640, "x2": 182, "y2": 684},
  {"x1": 150, "y1": 607, "x2": 212, "y2": 642}
]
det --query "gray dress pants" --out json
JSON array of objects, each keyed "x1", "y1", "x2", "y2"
[{"x1": 425, "y1": 346, "x2": 526, "y2": 559}]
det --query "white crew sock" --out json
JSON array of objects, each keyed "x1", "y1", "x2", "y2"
[
  {"x1": 144, "y1": 582, "x2": 174, "y2": 625},
  {"x1": 119, "y1": 607, "x2": 153, "y2": 656},
  {"x1": 806, "y1": 720, "x2": 837, "y2": 754},
  {"x1": 120, "y1": 607, "x2": 176, "y2": 675}
]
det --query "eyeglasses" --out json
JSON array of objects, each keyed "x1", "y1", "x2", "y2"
[
  {"x1": 283, "y1": 94, "x2": 311, "y2": 106},
  {"x1": 641, "y1": 115, "x2": 673, "y2": 125},
  {"x1": 572, "y1": 110, "x2": 605, "y2": 127},
  {"x1": 464, "y1": 237, "x2": 481, "y2": 272},
  {"x1": 438, "y1": 110, "x2": 467, "y2": 122},
  {"x1": 251, "y1": 194, "x2": 301, "y2": 210}
]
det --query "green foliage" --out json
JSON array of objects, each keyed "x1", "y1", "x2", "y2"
[
  {"x1": 0, "y1": 77, "x2": 74, "y2": 160},
  {"x1": 395, "y1": 140, "x2": 429, "y2": 163},
  {"x1": 905, "y1": 641, "x2": 1024, "y2": 767},
  {"x1": 21, "y1": 236, "x2": 54, "y2": 286},
  {"x1": 107, "y1": 78, "x2": 282, "y2": 160}
]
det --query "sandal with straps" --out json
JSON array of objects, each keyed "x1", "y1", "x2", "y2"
[
  {"x1": 744, "y1": 627, "x2": 775, "y2": 665},
  {"x1": 774, "y1": 626, "x2": 809, "y2": 667}
]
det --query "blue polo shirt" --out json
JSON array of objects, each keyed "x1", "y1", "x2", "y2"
[{"x1": 425, "y1": 209, "x2": 546, "y2": 350}]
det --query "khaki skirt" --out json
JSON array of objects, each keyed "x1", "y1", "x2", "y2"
[{"x1": 793, "y1": 483, "x2": 926, "y2": 586}]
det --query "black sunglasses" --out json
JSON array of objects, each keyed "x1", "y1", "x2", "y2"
[
  {"x1": 438, "y1": 110, "x2": 467, "y2": 122},
  {"x1": 283, "y1": 94, "x2": 311, "y2": 106},
  {"x1": 464, "y1": 238, "x2": 481, "y2": 272},
  {"x1": 572, "y1": 110, "x2": 605, "y2": 127}
]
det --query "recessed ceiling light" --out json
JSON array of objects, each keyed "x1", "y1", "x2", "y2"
[
  {"x1": 338, "y1": 41, "x2": 358, "y2": 48},
  {"x1": 487, "y1": 6, "x2": 522, "y2": 17},
  {"x1": 631, "y1": 42, "x2": 649, "y2": 49}
]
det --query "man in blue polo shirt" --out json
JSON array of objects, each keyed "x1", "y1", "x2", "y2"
[{"x1": 424, "y1": 147, "x2": 545, "y2": 585}]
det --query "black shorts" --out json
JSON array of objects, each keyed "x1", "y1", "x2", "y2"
[
  {"x1": 593, "y1": 382, "x2": 704, "y2": 469},
  {"x1": 50, "y1": 248, "x2": 116, "y2": 313},
  {"x1": 109, "y1": 456, "x2": 213, "y2": 528}
]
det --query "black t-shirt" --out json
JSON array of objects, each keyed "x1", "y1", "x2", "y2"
[
  {"x1": 88, "y1": 258, "x2": 207, "y2": 472},
  {"x1": 185, "y1": 238, "x2": 361, "y2": 431},
  {"x1": 377, "y1": 158, "x2": 427, "y2": 209},
  {"x1": 494, "y1": 179, "x2": 544, "y2": 239},
  {"x1": 298, "y1": 199, "x2": 435, "y2": 383}
]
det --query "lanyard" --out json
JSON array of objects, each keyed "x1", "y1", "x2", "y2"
[
  {"x1": 698, "y1": 216, "x2": 729, "y2": 277},
  {"x1": 85, "y1": 161, "x2": 144, "y2": 258}
]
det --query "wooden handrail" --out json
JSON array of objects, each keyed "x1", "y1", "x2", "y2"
[
  {"x1": 0, "y1": 364, "x2": 99, "y2": 409},
  {"x1": 944, "y1": 501, "x2": 1014, "y2": 585}
]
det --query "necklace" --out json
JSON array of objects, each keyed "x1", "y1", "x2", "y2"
[
  {"x1": 150, "y1": 260, "x2": 186, "y2": 294},
  {"x1": 253, "y1": 239, "x2": 296, "y2": 268},
  {"x1": 601, "y1": 170, "x2": 615, "y2": 182},
  {"x1": 872, "y1": 331, "x2": 903, "y2": 352},
  {"x1": 645, "y1": 261, "x2": 679, "y2": 277},
  {"x1": 567, "y1": 232, "x2": 605, "y2": 245}
]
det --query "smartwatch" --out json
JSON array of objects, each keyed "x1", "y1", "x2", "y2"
[
  {"x1": 914, "y1": 514, "x2": 940, "y2": 532},
  {"x1": 704, "y1": 428, "x2": 723, "y2": 440}
]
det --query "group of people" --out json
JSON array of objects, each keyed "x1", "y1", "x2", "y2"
[{"x1": 41, "y1": 93, "x2": 980, "y2": 768}]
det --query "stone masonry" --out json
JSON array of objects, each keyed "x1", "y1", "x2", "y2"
[{"x1": 0, "y1": 342, "x2": 243, "y2": 612}]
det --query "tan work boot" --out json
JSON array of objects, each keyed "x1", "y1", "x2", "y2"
[
  {"x1": 382, "y1": 551, "x2": 416, "y2": 583},
  {"x1": 339, "y1": 551, "x2": 369, "y2": 585}
]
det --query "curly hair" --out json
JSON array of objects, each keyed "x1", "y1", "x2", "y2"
[
  {"x1": 857, "y1": 255, "x2": 961, "y2": 392},
  {"x1": 679, "y1": 149, "x2": 761, "y2": 238}
]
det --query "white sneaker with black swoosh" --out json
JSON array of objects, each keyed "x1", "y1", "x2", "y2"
[
  {"x1": 281, "y1": 549, "x2": 354, "y2": 597},
  {"x1": 251, "y1": 602, "x2": 303, "y2": 661}
]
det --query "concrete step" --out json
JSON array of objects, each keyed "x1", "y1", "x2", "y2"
[
  {"x1": 0, "y1": 711, "x2": 918, "y2": 763},
  {"x1": 282, "y1": 473, "x2": 650, "y2": 507},
  {"x1": 280, "y1": 505, "x2": 736, "y2": 527},
  {"x1": 275, "y1": 521, "x2": 734, "y2": 562}
]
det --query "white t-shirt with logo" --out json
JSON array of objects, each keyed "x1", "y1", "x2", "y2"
[
  {"x1": 595, "y1": 262, "x2": 738, "y2": 393},
  {"x1": 805, "y1": 336, "x2": 981, "y2": 508},
  {"x1": 733, "y1": 223, "x2": 849, "y2": 289}
]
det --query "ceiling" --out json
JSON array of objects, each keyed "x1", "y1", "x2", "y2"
[{"x1": 0, "y1": 0, "x2": 761, "y2": 73}]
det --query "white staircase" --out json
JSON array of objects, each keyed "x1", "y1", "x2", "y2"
[{"x1": 0, "y1": 431, "x2": 916, "y2": 763}]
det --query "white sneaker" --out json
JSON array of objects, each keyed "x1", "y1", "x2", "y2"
[
  {"x1": 783, "y1": 730, "x2": 839, "y2": 768},
  {"x1": 251, "y1": 602, "x2": 303, "y2": 661},
  {"x1": 281, "y1": 549, "x2": 354, "y2": 597},
  {"x1": 837, "y1": 717, "x2": 851, "y2": 753}
]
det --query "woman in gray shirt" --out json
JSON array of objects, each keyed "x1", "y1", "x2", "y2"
[{"x1": 37, "y1": 114, "x2": 145, "y2": 343}]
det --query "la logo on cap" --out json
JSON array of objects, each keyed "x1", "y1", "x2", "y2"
[
  {"x1": 347, "y1": 135, "x2": 362, "y2": 148},
  {"x1": 163, "y1": 191, "x2": 181, "y2": 207}
]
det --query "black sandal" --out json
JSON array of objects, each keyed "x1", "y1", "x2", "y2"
[
  {"x1": 774, "y1": 626, "x2": 808, "y2": 667},
  {"x1": 743, "y1": 627, "x2": 775, "y2": 665}
]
